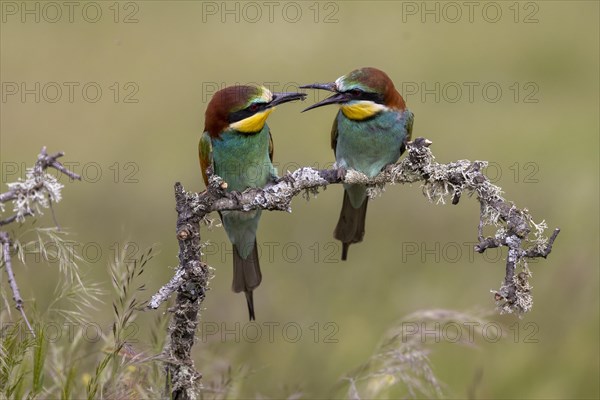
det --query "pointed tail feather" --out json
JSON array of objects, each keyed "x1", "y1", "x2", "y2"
[
  {"x1": 245, "y1": 291, "x2": 255, "y2": 321},
  {"x1": 232, "y1": 241, "x2": 262, "y2": 320},
  {"x1": 341, "y1": 243, "x2": 350, "y2": 261},
  {"x1": 334, "y1": 191, "x2": 368, "y2": 261}
]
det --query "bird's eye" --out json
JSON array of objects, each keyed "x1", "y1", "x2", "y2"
[
  {"x1": 350, "y1": 89, "x2": 363, "y2": 96},
  {"x1": 248, "y1": 103, "x2": 260, "y2": 112}
]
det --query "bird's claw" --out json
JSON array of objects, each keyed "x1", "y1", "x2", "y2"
[
  {"x1": 227, "y1": 190, "x2": 243, "y2": 203},
  {"x1": 336, "y1": 167, "x2": 347, "y2": 181},
  {"x1": 275, "y1": 174, "x2": 295, "y2": 185},
  {"x1": 383, "y1": 163, "x2": 395, "y2": 174}
]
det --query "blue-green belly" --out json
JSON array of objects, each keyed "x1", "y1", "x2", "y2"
[
  {"x1": 211, "y1": 126, "x2": 276, "y2": 258},
  {"x1": 335, "y1": 109, "x2": 411, "y2": 207}
]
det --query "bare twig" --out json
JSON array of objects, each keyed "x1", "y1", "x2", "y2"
[
  {"x1": 0, "y1": 211, "x2": 33, "y2": 227},
  {"x1": 0, "y1": 231, "x2": 35, "y2": 336},
  {"x1": 147, "y1": 266, "x2": 186, "y2": 310},
  {"x1": 152, "y1": 137, "x2": 559, "y2": 397}
]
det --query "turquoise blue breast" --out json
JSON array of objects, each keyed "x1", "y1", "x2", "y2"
[
  {"x1": 335, "y1": 109, "x2": 412, "y2": 178},
  {"x1": 211, "y1": 125, "x2": 276, "y2": 191}
]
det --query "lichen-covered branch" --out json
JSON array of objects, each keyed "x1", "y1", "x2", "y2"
[
  {"x1": 0, "y1": 147, "x2": 81, "y2": 224},
  {"x1": 161, "y1": 183, "x2": 209, "y2": 400},
  {"x1": 0, "y1": 147, "x2": 81, "y2": 337},
  {"x1": 152, "y1": 137, "x2": 559, "y2": 397},
  {"x1": 147, "y1": 266, "x2": 185, "y2": 310},
  {"x1": 191, "y1": 137, "x2": 558, "y2": 315}
]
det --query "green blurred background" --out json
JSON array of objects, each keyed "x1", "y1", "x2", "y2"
[{"x1": 1, "y1": 1, "x2": 598, "y2": 398}]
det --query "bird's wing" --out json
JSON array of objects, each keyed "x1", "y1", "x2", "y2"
[
  {"x1": 400, "y1": 110, "x2": 414, "y2": 155},
  {"x1": 330, "y1": 113, "x2": 339, "y2": 157},
  {"x1": 199, "y1": 131, "x2": 213, "y2": 186},
  {"x1": 268, "y1": 129, "x2": 274, "y2": 162},
  {"x1": 406, "y1": 110, "x2": 414, "y2": 142}
]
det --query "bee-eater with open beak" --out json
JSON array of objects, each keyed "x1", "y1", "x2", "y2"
[
  {"x1": 199, "y1": 85, "x2": 306, "y2": 320},
  {"x1": 301, "y1": 67, "x2": 413, "y2": 260}
]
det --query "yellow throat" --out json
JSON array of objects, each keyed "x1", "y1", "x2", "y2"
[
  {"x1": 230, "y1": 108, "x2": 274, "y2": 133},
  {"x1": 341, "y1": 101, "x2": 387, "y2": 121}
]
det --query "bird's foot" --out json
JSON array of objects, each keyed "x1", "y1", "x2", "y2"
[
  {"x1": 226, "y1": 190, "x2": 243, "y2": 204},
  {"x1": 383, "y1": 163, "x2": 396, "y2": 174},
  {"x1": 274, "y1": 174, "x2": 295, "y2": 185},
  {"x1": 336, "y1": 167, "x2": 347, "y2": 181}
]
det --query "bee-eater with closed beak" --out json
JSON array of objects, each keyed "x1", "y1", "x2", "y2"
[
  {"x1": 199, "y1": 85, "x2": 306, "y2": 320},
  {"x1": 301, "y1": 67, "x2": 413, "y2": 260}
]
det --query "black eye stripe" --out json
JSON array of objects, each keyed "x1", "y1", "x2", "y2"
[
  {"x1": 228, "y1": 103, "x2": 267, "y2": 124},
  {"x1": 345, "y1": 90, "x2": 384, "y2": 104}
]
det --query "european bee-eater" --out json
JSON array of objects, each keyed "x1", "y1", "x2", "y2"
[
  {"x1": 199, "y1": 85, "x2": 306, "y2": 320},
  {"x1": 301, "y1": 67, "x2": 413, "y2": 260}
]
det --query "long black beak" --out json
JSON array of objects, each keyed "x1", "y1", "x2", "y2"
[
  {"x1": 269, "y1": 92, "x2": 307, "y2": 107},
  {"x1": 301, "y1": 92, "x2": 352, "y2": 112},
  {"x1": 299, "y1": 82, "x2": 337, "y2": 92},
  {"x1": 300, "y1": 82, "x2": 352, "y2": 112}
]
